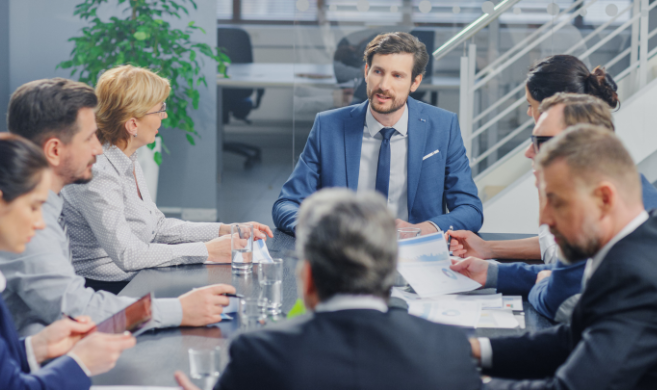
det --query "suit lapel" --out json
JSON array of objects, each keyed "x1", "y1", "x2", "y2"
[
  {"x1": 406, "y1": 98, "x2": 428, "y2": 214},
  {"x1": 344, "y1": 101, "x2": 368, "y2": 190}
]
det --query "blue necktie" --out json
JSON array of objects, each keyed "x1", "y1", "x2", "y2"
[{"x1": 375, "y1": 127, "x2": 397, "y2": 200}]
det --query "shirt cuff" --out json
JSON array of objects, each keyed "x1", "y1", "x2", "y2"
[
  {"x1": 24, "y1": 337, "x2": 40, "y2": 373},
  {"x1": 152, "y1": 297, "x2": 184, "y2": 328},
  {"x1": 478, "y1": 337, "x2": 493, "y2": 369},
  {"x1": 484, "y1": 262, "x2": 499, "y2": 288},
  {"x1": 427, "y1": 221, "x2": 441, "y2": 232},
  {"x1": 170, "y1": 242, "x2": 210, "y2": 264},
  {"x1": 66, "y1": 351, "x2": 92, "y2": 376}
]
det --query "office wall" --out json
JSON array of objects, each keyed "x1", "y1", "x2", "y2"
[{"x1": 7, "y1": 0, "x2": 218, "y2": 220}]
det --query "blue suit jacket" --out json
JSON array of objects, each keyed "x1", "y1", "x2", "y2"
[
  {"x1": 272, "y1": 98, "x2": 483, "y2": 233},
  {"x1": 497, "y1": 174, "x2": 657, "y2": 321},
  {"x1": 0, "y1": 294, "x2": 89, "y2": 390}
]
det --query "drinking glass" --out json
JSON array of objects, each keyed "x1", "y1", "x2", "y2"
[
  {"x1": 188, "y1": 348, "x2": 220, "y2": 390},
  {"x1": 239, "y1": 297, "x2": 267, "y2": 330},
  {"x1": 231, "y1": 223, "x2": 253, "y2": 273},
  {"x1": 258, "y1": 258, "x2": 284, "y2": 315},
  {"x1": 397, "y1": 227, "x2": 421, "y2": 240}
]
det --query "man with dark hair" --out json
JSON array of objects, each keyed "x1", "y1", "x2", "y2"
[
  {"x1": 273, "y1": 32, "x2": 482, "y2": 235},
  {"x1": 176, "y1": 188, "x2": 481, "y2": 390},
  {"x1": 0, "y1": 78, "x2": 236, "y2": 336},
  {"x1": 470, "y1": 125, "x2": 657, "y2": 389}
]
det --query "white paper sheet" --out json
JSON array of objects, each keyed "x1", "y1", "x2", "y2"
[
  {"x1": 205, "y1": 239, "x2": 273, "y2": 265},
  {"x1": 397, "y1": 232, "x2": 481, "y2": 297},
  {"x1": 502, "y1": 296, "x2": 524, "y2": 311},
  {"x1": 477, "y1": 309, "x2": 520, "y2": 328},
  {"x1": 409, "y1": 300, "x2": 481, "y2": 327},
  {"x1": 392, "y1": 288, "x2": 502, "y2": 309}
]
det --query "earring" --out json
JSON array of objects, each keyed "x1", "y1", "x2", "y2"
[{"x1": 134, "y1": 132, "x2": 138, "y2": 137}]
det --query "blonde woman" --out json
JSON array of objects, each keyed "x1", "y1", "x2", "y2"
[{"x1": 62, "y1": 65, "x2": 272, "y2": 294}]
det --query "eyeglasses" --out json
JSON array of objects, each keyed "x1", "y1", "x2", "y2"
[
  {"x1": 145, "y1": 102, "x2": 167, "y2": 117},
  {"x1": 531, "y1": 135, "x2": 553, "y2": 152}
]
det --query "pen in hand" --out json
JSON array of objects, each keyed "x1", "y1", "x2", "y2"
[
  {"x1": 223, "y1": 293, "x2": 244, "y2": 299},
  {"x1": 62, "y1": 313, "x2": 79, "y2": 322}
]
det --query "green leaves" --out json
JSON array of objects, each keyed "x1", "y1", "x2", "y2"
[{"x1": 57, "y1": 0, "x2": 230, "y2": 164}]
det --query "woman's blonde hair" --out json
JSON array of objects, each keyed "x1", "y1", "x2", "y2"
[{"x1": 95, "y1": 65, "x2": 171, "y2": 146}]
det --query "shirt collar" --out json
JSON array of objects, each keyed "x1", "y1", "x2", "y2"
[
  {"x1": 584, "y1": 210, "x2": 649, "y2": 283},
  {"x1": 314, "y1": 294, "x2": 388, "y2": 313},
  {"x1": 365, "y1": 103, "x2": 408, "y2": 138},
  {"x1": 103, "y1": 144, "x2": 137, "y2": 175},
  {"x1": 0, "y1": 271, "x2": 5, "y2": 292},
  {"x1": 46, "y1": 190, "x2": 63, "y2": 215}
]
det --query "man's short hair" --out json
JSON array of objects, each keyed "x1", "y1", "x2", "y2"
[
  {"x1": 363, "y1": 32, "x2": 429, "y2": 82},
  {"x1": 296, "y1": 189, "x2": 398, "y2": 301},
  {"x1": 537, "y1": 124, "x2": 640, "y2": 201},
  {"x1": 8, "y1": 78, "x2": 98, "y2": 146},
  {"x1": 538, "y1": 93, "x2": 615, "y2": 132}
]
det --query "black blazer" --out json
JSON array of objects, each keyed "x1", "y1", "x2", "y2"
[
  {"x1": 217, "y1": 308, "x2": 481, "y2": 390},
  {"x1": 486, "y1": 212, "x2": 657, "y2": 390}
]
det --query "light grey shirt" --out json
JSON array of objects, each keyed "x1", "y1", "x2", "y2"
[
  {"x1": 315, "y1": 294, "x2": 388, "y2": 313},
  {"x1": 0, "y1": 190, "x2": 182, "y2": 336},
  {"x1": 62, "y1": 145, "x2": 222, "y2": 282},
  {"x1": 357, "y1": 105, "x2": 409, "y2": 220}
]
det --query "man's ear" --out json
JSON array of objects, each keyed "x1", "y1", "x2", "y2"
[
  {"x1": 301, "y1": 260, "x2": 320, "y2": 309},
  {"x1": 410, "y1": 74, "x2": 423, "y2": 93},
  {"x1": 593, "y1": 181, "x2": 616, "y2": 216},
  {"x1": 42, "y1": 137, "x2": 63, "y2": 168},
  {"x1": 364, "y1": 63, "x2": 370, "y2": 79}
]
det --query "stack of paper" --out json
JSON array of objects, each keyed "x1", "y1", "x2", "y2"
[
  {"x1": 409, "y1": 300, "x2": 481, "y2": 328},
  {"x1": 397, "y1": 232, "x2": 481, "y2": 297}
]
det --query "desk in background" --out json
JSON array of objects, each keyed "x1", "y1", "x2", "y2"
[{"x1": 215, "y1": 63, "x2": 460, "y2": 183}]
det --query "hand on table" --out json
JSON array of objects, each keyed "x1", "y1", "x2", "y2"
[
  {"x1": 179, "y1": 284, "x2": 236, "y2": 326},
  {"x1": 449, "y1": 257, "x2": 489, "y2": 285},
  {"x1": 70, "y1": 331, "x2": 136, "y2": 376},
  {"x1": 175, "y1": 371, "x2": 201, "y2": 390},
  {"x1": 447, "y1": 230, "x2": 493, "y2": 259},
  {"x1": 205, "y1": 235, "x2": 232, "y2": 263},
  {"x1": 395, "y1": 220, "x2": 438, "y2": 236},
  {"x1": 536, "y1": 270, "x2": 552, "y2": 284},
  {"x1": 219, "y1": 222, "x2": 274, "y2": 241},
  {"x1": 30, "y1": 316, "x2": 96, "y2": 363}
]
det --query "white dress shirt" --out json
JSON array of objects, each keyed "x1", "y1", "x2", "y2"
[
  {"x1": 538, "y1": 224, "x2": 559, "y2": 264},
  {"x1": 478, "y1": 210, "x2": 650, "y2": 369},
  {"x1": 62, "y1": 145, "x2": 223, "y2": 281},
  {"x1": 357, "y1": 104, "x2": 409, "y2": 220},
  {"x1": 315, "y1": 294, "x2": 388, "y2": 313}
]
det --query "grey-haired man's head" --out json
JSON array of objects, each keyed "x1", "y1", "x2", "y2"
[{"x1": 296, "y1": 189, "x2": 398, "y2": 305}]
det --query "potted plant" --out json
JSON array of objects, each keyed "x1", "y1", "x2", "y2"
[{"x1": 58, "y1": 0, "x2": 230, "y2": 199}]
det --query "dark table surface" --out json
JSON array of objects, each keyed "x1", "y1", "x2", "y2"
[{"x1": 92, "y1": 230, "x2": 554, "y2": 386}]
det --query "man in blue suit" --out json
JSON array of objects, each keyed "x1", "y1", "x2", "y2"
[{"x1": 273, "y1": 32, "x2": 483, "y2": 234}]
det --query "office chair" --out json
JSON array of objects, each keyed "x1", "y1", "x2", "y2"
[{"x1": 217, "y1": 27, "x2": 264, "y2": 168}]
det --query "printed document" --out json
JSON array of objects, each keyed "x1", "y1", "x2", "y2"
[
  {"x1": 397, "y1": 232, "x2": 481, "y2": 297},
  {"x1": 409, "y1": 300, "x2": 481, "y2": 327}
]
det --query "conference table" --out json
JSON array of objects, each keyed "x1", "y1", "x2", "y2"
[{"x1": 92, "y1": 230, "x2": 552, "y2": 387}]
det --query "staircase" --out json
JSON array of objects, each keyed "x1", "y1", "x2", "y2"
[{"x1": 433, "y1": 0, "x2": 657, "y2": 233}]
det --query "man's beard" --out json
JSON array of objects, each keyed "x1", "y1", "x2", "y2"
[
  {"x1": 551, "y1": 224, "x2": 602, "y2": 264},
  {"x1": 367, "y1": 88, "x2": 407, "y2": 115},
  {"x1": 62, "y1": 156, "x2": 96, "y2": 186}
]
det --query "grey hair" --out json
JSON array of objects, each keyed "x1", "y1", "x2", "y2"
[{"x1": 296, "y1": 189, "x2": 398, "y2": 300}]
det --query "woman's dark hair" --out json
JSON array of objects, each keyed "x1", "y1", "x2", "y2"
[
  {"x1": 526, "y1": 55, "x2": 619, "y2": 109},
  {"x1": 0, "y1": 133, "x2": 50, "y2": 203}
]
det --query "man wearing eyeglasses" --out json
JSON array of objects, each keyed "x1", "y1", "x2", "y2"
[{"x1": 448, "y1": 93, "x2": 657, "y2": 322}]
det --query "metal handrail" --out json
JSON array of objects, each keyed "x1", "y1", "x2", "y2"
[
  {"x1": 432, "y1": 0, "x2": 522, "y2": 62},
  {"x1": 564, "y1": 2, "x2": 634, "y2": 56},
  {"x1": 476, "y1": 0, "x2": 589, "y2": 79}
]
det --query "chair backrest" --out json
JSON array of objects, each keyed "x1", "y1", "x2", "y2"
[{"x1": 217, "y1": 27, "x2": 254, "y2": 64}]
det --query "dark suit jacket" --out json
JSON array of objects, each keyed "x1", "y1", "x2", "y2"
[
  {"x1": 0, "y1": 294, "x2": 90, "y2": 390},
  {"x1": 272, "y1": 97, "x2": 483, "y2": 233},
  {"x1": 485, "y1": 211, "x2": 657, "y2": 390},
  {"x1": 217, "y1": 308, "x2": 481, "y2": 390}
]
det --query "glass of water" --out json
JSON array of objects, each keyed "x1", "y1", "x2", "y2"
[
  {"x1": 258, "y1": 258, "x2": 284, "y2": 315},
  {"x1": 239, "y1": 297, "x2": 267, "y2": 330},
  {"x1": 397, "y1": 227, "x2": 421, "y2": 240},
  {"x1": 231, "y1": 223, "x2": 253, "y2": 273},
  {"x1": 188, "y1": 347, "x2": 220, "y2": 390}
]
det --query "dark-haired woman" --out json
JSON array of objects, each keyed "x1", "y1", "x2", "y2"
[
  {"x1": 0, "y1": 133, "x2": 134, "y2": 389},
  {"x1": 525, "y1": 54, "x2": 619, "y2": 121}
]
